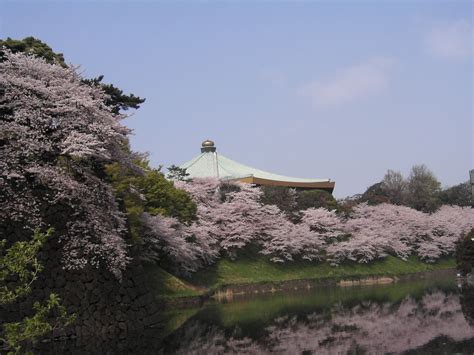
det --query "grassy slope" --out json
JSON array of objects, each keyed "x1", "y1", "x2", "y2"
[
  {"x1": 145, "y1": 255, "x2": 455, "y2": 298},
  {"x1": 188, "y1": 254, "x2": 455, "y2": 289},
  {"x1": 144, "y1": 265, "x2": 203, "y2": 298}
]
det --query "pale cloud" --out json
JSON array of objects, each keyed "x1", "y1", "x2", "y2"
[
  {"x1": 300, "y1": 57, "x2": 393, "y2": 108},
  {"x1": 425, "y1": 20, "x2": 472, "y2": 59}
]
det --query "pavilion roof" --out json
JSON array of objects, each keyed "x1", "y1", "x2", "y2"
[{"x1": 180, "y1": 140, "x2": 332, "y2": 185}]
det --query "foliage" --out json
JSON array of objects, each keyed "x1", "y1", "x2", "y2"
[
  {"x1": 330, "y1": 203, "x2": 474, "y2": 264},
  {"x1": 0, "y1": 229, "x2": 75, "y2": 354},
  {"x1": 175, "y1": 179, "x2": 334, "y2": 264},
  {"x1": 2, "y1": 293, "x2": 75, "y2": 354},
  {"x1": 296, "y1": 189, "x2": 338, "y2": 211},
  {"x1": 135, "y1": 168, "x2": 196, "y2": 221},
  {"x1": 359, "y1": 182, "x2": 391, "y2": 205},
  {"x1": 217, "y1": 181, "x2": 241, "y2": 202},
  {"x1": 0, "y1": 229, "x2": 52, "y2": 305},
  {"x1": 105, "y1": 160, "x2": 196, "y2": 240},
  {"x1": 357, "y1": 165, "x2": 462, "y2": 212},
  {"x1": 456, "y1": 229, "x2": 474, "y2": 275},
  {"x1": 358, "y1": 165, "x2": 469, "y2": 212},
  {"x1": 0, "y1": 37, "x2": 66, "y2": 66},
  {"x1": 82, "y1": 75, "x2": 145, "y2": 114},
  {"x1": 166, "y1": 165, "x2": 191, "y2": 182},
  {"x1": 406, "y1": 164, "x2": 442, "y2": 212},
  {"x1": 360, "y1": 165, "x2": 444, "y2": 212},
  {"x1": 0, "y1": 37, "x2": 145, "y2": 114},
  {"x1": 439, "y1": 181, "x2": 471, "y2": 207},
  {"x1": 260, "y1": 186, "x2": 297, "y2": 214},
  {"x1": 143, "y1": 178, "x2": 474, "y2": 274},
  {"x1": 381, "y1": 169, "x2": 407, "y2": 205},
  {"x1": 140, "y1": 212, "x2": 219, "y2": 275},
  {"x1": 0, "y1": 49, "x2": 130, "y2": 277}
]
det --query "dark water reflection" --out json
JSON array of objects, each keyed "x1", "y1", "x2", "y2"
[
  {"x1": 160, "y1": 271, "x2": 474, "y2": 354},
  {"x1": 36, "y1": 270, "x2": 474, "y2": 354}
]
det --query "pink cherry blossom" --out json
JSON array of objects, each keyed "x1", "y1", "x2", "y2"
[{"x1": 0, "y1": 50, "x2": 130, "y2": 277}]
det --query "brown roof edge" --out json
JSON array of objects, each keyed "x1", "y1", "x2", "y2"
[{"x1": 236, "y1": 176, "x2": 335, "y2": 193}]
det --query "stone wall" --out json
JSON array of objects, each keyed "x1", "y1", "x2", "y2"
[{"x1": 2, "y1": 235, "x2": 165, "y2": 343}]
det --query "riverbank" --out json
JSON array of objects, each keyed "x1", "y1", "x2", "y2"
[
  {"x1": 31, "y1": 266, "x2": 466, "y2": 354},
  {"x1": 189, "y1": 255, "x2": 455, "y2": 289},
  {"x1": 146, "y1": 255, "x2": 456, "y2": 305}
]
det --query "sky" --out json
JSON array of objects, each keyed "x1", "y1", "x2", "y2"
[{"x1": 1, "y1": 0, "x2": 472, "y2": 198}]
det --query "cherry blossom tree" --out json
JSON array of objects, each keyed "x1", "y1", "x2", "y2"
[
  {"x1": 140, "y1": 213, "x2": 219, "y2": 275},
  {"x1": 145, "y1": 177, "x2": 473, "y2": 273},
  {"x1": 0, "y1": 50, "x2": 130, "y2": 277},
  {"x1": 327, "y1": 203, "x2": 474, "y2": 264},
  {"x1": 147, "y1": 179, "x2": 340, "y2": 268}
]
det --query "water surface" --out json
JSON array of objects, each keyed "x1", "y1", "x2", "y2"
[
  {"x1": 35, "y1": 270, "x2": 474, "y2": 354},
  {"x1": 159, "y1": 271, "x2": 474, "y2": 354}
]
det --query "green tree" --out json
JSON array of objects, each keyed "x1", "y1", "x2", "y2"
[
  {"x1": 166, "y1": 165, "x2": 191, "y2": 181},
  {"x1": 0, "y1": 229, "x2": 75, "y2": 353},
  {"x1": 106, "y1": 160, "x2": 197, "y2": 240},
  {"x1": 296, "y1": 189, "x2": 338, "y2": 211},
  {"x1": 360, "y1": 182, "x2": 391, "y2": 205},
  {"x1": 439, "y1": 181, "x2": 471, "y2": 207},
  {"x1": 136, "y1": 168, "x2": 196, "y2": 221},
  {"x1": 0, "y1": 37, "x2": 66, "y2": 66},
  {"x1": 456, "y1": 229, "x2": 474, "y2": 276},
  {"x1": 82, "y1": 75, "x2": 145, "y2": 114},
  {"x1": 381, "y1": 169, "x2": 407, "y2": 205},
  {"x1": 1, "y1": 229, "x2": 52, "y2": 305},
  {"x1": 260, "y1": 186, "x2": 297, "y2": 214},
  {"x1": 406, "y1": 164, "x2": 441, "y2": 212}
]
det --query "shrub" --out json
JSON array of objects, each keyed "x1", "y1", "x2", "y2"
[
  {"x1": 456, "y1": 229, "x2": 474, "y2": 275},
  {"x1": 296, "y1": 189, "x2": 338, "y2": 211}
]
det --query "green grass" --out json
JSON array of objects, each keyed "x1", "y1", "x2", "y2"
[
  {"x1": 188, "y1": 253, "x2": 455, "y2": 289},
  {"x1": 144, "y1": 265, "x2": 204, "y2": 298},
  {"x1": 145, "y1": 253, "x2": 455, "y2": 299}
]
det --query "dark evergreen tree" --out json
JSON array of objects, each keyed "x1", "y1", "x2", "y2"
[
  {"x1": 260, "y1": 186, "x2": 297, "y2": 214},
  {"x1": 166, "y1": 165, "x2": 191, "y2": 181},
  {"x1": 82, "y1": 76, "x2": 145, "y2": 114},
  {"x1": 296, "y1": 189, "x2": 338, "y2": 211},
  {"x1": 359, "y1": 182, "x2": 391, "y2": 205},
  {"x1": 0, "y1": 36, "x2": 66, "y2": 66}
]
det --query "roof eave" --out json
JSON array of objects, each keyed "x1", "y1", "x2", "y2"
[{"x1": 235, "y1": 176, "x2": 335, "y2": 192}]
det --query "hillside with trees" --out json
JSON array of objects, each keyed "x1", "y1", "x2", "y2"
[
  {"x1": 1, "y1": 37, "x2": 473, "y2": 351},
  {"x1": 0, "y1": 38, "x2": 194, "y2": 351},
  {"x1": 354, "y1": 165, "x2": 471, "y2": 212}
]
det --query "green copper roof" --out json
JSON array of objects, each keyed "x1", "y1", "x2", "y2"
[{"x1": 180, "y1": 143, "x2": 331, "y2": 183}]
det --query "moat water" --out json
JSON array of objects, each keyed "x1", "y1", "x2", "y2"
[{"x1": 37, "y1": 270, "x2": 474, "y2": 354}]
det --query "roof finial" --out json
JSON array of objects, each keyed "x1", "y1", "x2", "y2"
[{"x1": 201, "y1": 139, "x2": 216, "y2": 153}]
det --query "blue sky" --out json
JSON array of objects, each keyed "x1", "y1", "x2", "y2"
[{"x1": 1, "y1": 0, "x2": 472, "y2": 197}]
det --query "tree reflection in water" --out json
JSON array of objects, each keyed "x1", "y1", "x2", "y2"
[
  {"x1": 31, "y1": 274, "x2": 474, "y2": 354},
  {"x1": 160, "y1": 283, "x2": 474, "y2": 354},
  {"x1": 264, "y1": 292, "x2": 473, "y2": 354},
  {"x1": 460, "y1": 286, "x2": 474, "y2": 327}
]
